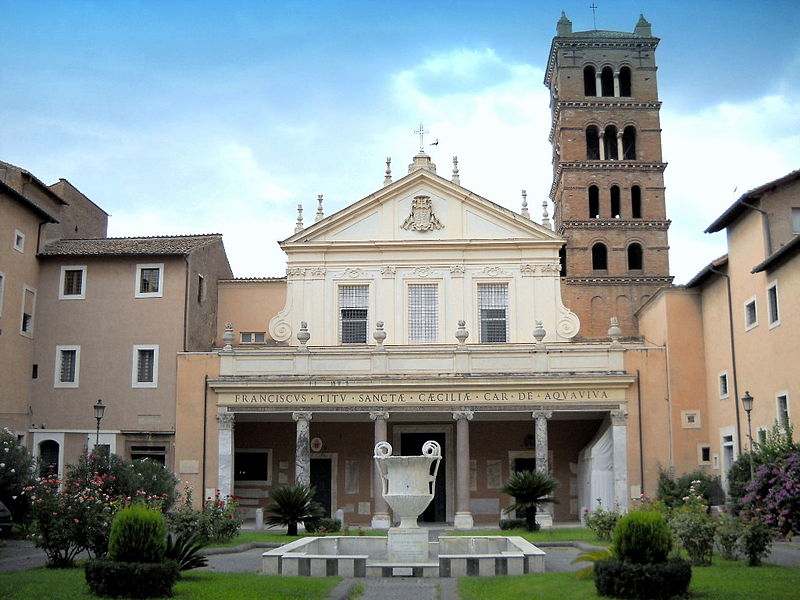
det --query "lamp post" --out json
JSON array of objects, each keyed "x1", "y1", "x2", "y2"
[
  {"x1": 93, "y1": 399, "x2": 105, "y2": 452},
  {"x1": 741, "y1": 391, "x2": 754, "y2": 482}
]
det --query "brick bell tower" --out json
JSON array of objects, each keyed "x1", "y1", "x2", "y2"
[{"x1": 545, "y1": 13, "x2": 673, "y2": 339}]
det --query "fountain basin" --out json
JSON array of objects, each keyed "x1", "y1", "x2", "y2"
[{"x1": 262, "y1": 535, "x2": 545, "y2": 578}]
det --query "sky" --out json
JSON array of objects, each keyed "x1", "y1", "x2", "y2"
[{"x1": 2, "y1": 0, "x2": 799, "y2": 283}]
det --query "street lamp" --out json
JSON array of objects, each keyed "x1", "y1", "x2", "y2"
[
  {"x1": 93, "y1": 399, "x2": 105, "y2": 452},
  {"x1": 741, "y1": 391, "x2": 755, "y2": 482}
]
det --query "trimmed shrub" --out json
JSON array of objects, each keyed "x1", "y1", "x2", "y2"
[
  {"x1": 613, "y1": 511, "x2": 672, "y2": 565},
  {"x1": 85, "y1": 558, "x2": 179, "y2": 598},
  {"x1": 499, "y1": 518, "x2": 526, "y2": 530},
  {"x1": 108, "y1": 504, "x2": 167, "y2": 563},
  {"x1": 319, "y1": 517, "x2": 341, "y2": 533},
  {"x1": 594, "y1": 558, "x2": 691, "y2": 600}
]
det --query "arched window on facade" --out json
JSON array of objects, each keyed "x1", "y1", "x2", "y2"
[
  {"x1": 631, "y1": 185, "x2": 642, "y2": 218},
  {"x1": 589, "y1": 185, "x2": 600, "y2": 218},
  {"x1": 604, "y1": 125, "x2": 619, "y2": 160},
  {"x1": 583, "y1": 65, "x2": 597, "y2": 96},
  {"x1": 619, "y1": 66, "x2": 632, "y2": 97},
  {"x1": 592, "y1": 243, "x2": 608, "y2": 270},
  {"x1": 586, "y1": 125, "x2": 600, "y2": 160},
  {"x1": 627, "y1": 243, "x2": 643, "y2": 270},
  {"x1": 601, "y1": 66, "x2": 614, "y2": 96},
  {"x1": 39, "y1": 440, "x2": 60, "y2": 477},
  {"x1": 610, "y1": 185, "x2": 621, "y2": 218},
  {"x1": 622, "y1": 126, "x2": 637, "y2": 159}
]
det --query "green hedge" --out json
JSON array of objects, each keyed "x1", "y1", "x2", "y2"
[
  {"x1": 84, "y1": 558, "x2": 179, "y2": 598},
  {"x1": 594, "y1": 558, "x2": 691, "y2": 600}
]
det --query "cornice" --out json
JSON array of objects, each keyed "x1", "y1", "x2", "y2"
[
  {"x1": 550, "y1": 161, "x2": 668, "y2": 199},
  {"x1": 559, "y1": 219, "x2": 671, "y2": 231},
  {"x1": 565, "y1": 275, "x2": 673, "y2": 285},
  {"x1": 544, "y1": 38, "x2": 659, "y2": 87},
  {"x1": 549, "y1": 100, "x2": 662, "y2": 142}
]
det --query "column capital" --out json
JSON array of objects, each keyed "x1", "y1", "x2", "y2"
[
  {"x1": 532, "y1": 410, "x2": 553, "y2": 420},
  {"x1": 292, "y1": 411, "x2": 313, "y2": 422},
  {"x1": 610, "y1": 409, "x2": 628, "y2": 425},
  {"x1": 452, "y1": 410, "x2": 474, "y2": 421},
  {"x1": 369, "y1": 410, "x2": 390, "y2": 421},
  {"x1": 215, "y1": 412, "x2": 235, "y2": 430}
]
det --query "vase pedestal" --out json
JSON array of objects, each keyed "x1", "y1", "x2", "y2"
[{"x1": 387, "y1": 527, "x2": 429, "y2": 563}]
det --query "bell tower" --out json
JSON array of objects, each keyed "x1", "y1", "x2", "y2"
[{"x1": 545, "y1": 13, "x2": 672, "y2": 339}]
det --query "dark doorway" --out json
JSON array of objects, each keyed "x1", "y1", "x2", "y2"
[
  {"x1": 400, "y1": 432, "x2": 446, "y2": 523},
  {"x1": 513, "y1": 457, "x2": 537, "y2": 519},
  {"x1": 311, "y1": 458, "x2": 332, "y2": 517}
]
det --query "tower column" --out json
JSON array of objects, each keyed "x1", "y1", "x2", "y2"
[
  {"x1": 370, "y1": 411, "x2": 391, "y2": 529},
  {"x1": 598, "y1": 131, "x2": 606, "y2": 160},
  {"x1": 613, "y1": 71, "x2": 621, "y2": 97},
  {"x1": 216, "y1": 412, "x2": 235, "y2": 499},
  {"x1": 453, "y1": 410, "x2": 474, "y2": 529},
  {"x1": 595, "y1": 71, "x2": 602, "y2": 97},
  {"x1": 616, "y1": 132, "x2": 625, "y2": 161},
  {"x1": 292, "y1": 411, "x2": 313, "y2": 487}
]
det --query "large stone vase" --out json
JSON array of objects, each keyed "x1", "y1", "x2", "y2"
[{"x1": 374, "y1": 441, "x2": 441, "y2": 529}]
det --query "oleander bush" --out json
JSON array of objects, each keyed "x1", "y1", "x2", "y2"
[
  {"x1": 584, "y1": 500, "x2": 621, "y2": 541},
  {"x1": 668, "y1": 479, "x2": 716, "y2": 565}
]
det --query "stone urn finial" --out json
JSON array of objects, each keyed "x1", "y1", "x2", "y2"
[
  {"x1": 373, "y1": 321, "x2": 387, "y2": 349},
  {"x1": 608, "y1": 317, "x2": 623, "y2": 348},
  {"x1": 297, "y1": 321, "x2": 310, "y2": 351},
  {"x1": 222, "y1": 322, "x2": 235, "y2": 352},
  {"x1": 455, "y1": 320, "x2": 469, "y2": 345},
  {"x1": 533, "y1": 320, "x2": 546, "y2": 348}
]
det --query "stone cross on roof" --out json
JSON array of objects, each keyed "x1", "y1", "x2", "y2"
[{"x1": 414, "y1": 122, "x2": 429, "y2": 152}]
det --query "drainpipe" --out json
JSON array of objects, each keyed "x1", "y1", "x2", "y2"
[
  {"x1": 711, "y1": 266, "x2": 742, "y2": 454},
  {"x1": 636, "y1": 369, "x2": 644, "y2": 494},
  {"x1": 201, "y1": 374, "x2": 208, "y2": 500},
  {"x1": 737, "y1": 200, "x2": 772, "y2": 257}
]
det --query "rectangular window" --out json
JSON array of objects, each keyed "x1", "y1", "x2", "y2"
[
  {"x1": 54, "y1": 345, "x2": 80, "y2": 388},
  {"x1": 744, "y1": 297, "x2": 757, "y2": 330},
  {"x1": 777, "y1": 394, "x2": 790, "y2": 430},
  {"x1": 758, "y1": 428, "x2": 768, "y2": 445},
  {"x1": 0, "y1": 272, "x2": 5, "y2": 316},
  {"x1": 339, "y1": 285, "x2": 368, "y2": 344},
  {"x1": 699, "y1": 445, "x2": 711, "y2": 465},
  {"x1": 20, "y1": 286, "x2": 36, "y2": 336},
  {"x1": 132, "y1": 345, "x2": 159, "y2": 388},
  {"x1": 197, "y1": 274, "x2": 205, "y2": 303},
  {"x1": 130, "y1": 445, "x2": 167, "y2": 465},
  {"x1": 478, "y1": 283, "x2": 508, "y2": 343},
  {"x1": 13, "y1": 230, "x2": 25, "y2": 253},
  {"x1": 241, "y1": 332, "x2": 266, "y2": 344},
  {"x1": 408, "y1": 284, "x2": 438, "y2": 343},
  {"x1": 59, "y1": 265, "x2": 87, "y2": 300},
  {"x1": 719, "y1": 372, "x2": 729, "y2": 399},
  {"x1": 681, "y1": 410, "x2": 701, "y2": 428},
  {"x1": 767, "y1": 283, "x2": 779, "y2": 328},
  {"x1": 135, "y1": 264, "x2": 164, "y2": 298},
  {"x1": 234, "y1": 449, "x2": 272, "y2": 484},
  {"x1": 792, "y1": 207, "x2": 800, "y2": 234}
]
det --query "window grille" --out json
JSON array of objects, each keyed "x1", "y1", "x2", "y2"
[
  {"x1": 59, "y1": 349, "x2": 77, "y2": 383},
  {"x1": 339, "y1": 285, "x2": 368, "y2": 343},
  {"x1": 478, "y1": 283, "x2": 508, "y2": 343},
  {"x1": 140, "y1": 268, "x2": 160, "y2": 294},
  {"x1": 63, "y1": 269, "x2": 83, "y2": 296},
  {"x1": 408, "y1": 284, "x2": 438, "y2": 343},
  {"x1": 137, "y1": 349, "x2": 155, "y2": 383},
  {"x1": 768, "y1": 285, "x2": 779, "y2": 325}
]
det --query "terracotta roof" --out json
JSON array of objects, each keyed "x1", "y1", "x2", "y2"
[
  {"x1": 705, "y1": 168, "x2": 800, "y2": 233},
  {"x1": 685, "y1": 254, "x2": 728, "y2": 288},
  {"x1": 752, "y1": 235, "x2": 800, "y2": 273},
  {"x1": 40, "y1": 234, "x2": 222, "y2": 257},
  {"x1": 219, "y1": 277, "x2": 286, "y2": 283}
]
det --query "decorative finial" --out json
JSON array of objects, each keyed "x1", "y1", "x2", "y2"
[
  {"x1": 451, "y1": 156, "x2": 460, "y2": 185},
  {"x1": 222, "y1": 322, "x2": 234, "y2": 352},
  {"x1": 542, "y1": 199, "x2": 551, "y2": 229},
  {"x1": 315, "y1": 195, "x2": 324, "y2": 222},
  {"x1": 295, "y1": 204, "x2": 304, "y2": 233},
  {"x1": 297, "y1": 321, "x2": 310, "y2": 351},
  {"x1": 533, "y1": 320, "x2": 546, "y2": 348},
  {"x1": 414, "y1": 122, "x2": 429, "y2": 153},
  {"x1": 384, "y1": 157, "x2": 392, "y2": 186},
  {"x1": 634, "y1": 13, "x2": 652, "y2": 37},
  {"x1": 521, "y1": 189, "x2": 530, "y2": 219},
  {"x1": 373, "y1": 321, "x2": 387, "y2": 350},
  {"x1": 557, "y1": 11, "x2": 572, "y2": 36},
  {"x1": 608, "y1": 317, "x2": 623, "y2": 348},
  {"x1": 455, "y1": 320, "x2": 469, "y2": 345}
]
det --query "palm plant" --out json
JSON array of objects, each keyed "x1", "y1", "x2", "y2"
[
  {"x1": 265, "y1": 484, "x2": 325, "y2": 536},
  {"x1": 165, "y1": 531, "x2": 208, "y2": 572},
  {"x1": 500, "y1": 470, "x2": 559, "y2": 531}
]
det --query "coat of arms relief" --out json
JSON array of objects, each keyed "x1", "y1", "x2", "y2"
[{"x1": 401, "y1": 195, "x2": 444, "y2": 231}]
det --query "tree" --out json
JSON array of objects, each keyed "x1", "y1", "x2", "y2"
[
  {"x1": 500, "y1": 470, "x2": 559, "y2": 531},
  {"x1": 0, "y1": 428, "x2": 35, "y2": 524},
  {"x1": 265, "y1": 484, "x2": 324, "y2": 536}
]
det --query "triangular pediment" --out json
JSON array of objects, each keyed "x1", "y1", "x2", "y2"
[{"x1": 282, "y1": 168, "x2": 561, "y2": 248}]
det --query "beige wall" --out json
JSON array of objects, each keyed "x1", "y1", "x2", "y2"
[
  {"x1": 186, "y1": 241, "x2": 233, "y2": 350},
  {"x1": 44, "y1": 179, "x2": 108, "y2": 243},
  {"x1": 216, "y1": 279, "x2": 287, "y2": 345}
]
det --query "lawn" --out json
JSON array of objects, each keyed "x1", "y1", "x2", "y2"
[
  {"x1": 0, "y1": 568, "x2": 339, "y2": 600},
  {"x1": 458, "y1": 560, "x2": 800, "y2": 600},
  {"x1": 446, "y1": 527, "x2": 608, "y2": 545}
]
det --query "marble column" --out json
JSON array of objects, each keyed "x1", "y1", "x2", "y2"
[
  {"x1": 611, "y1": 409, "x2": 629, "y2": 510},
  {"x1": 595, "y1": 72, "x2": 602, "y2": 97},
  {"x1": 533, "y1": 410, "x2": 553, "y2": 527},
  {"x1": 369, "y1": 411, "x2": 391, "y2": 529},
  {"x1": 598, "y1": 131, "x2": 606, "y2": 160},
  {"x1": 216, "y1": 412, "x2": 235, "y2": 499},
  {"x1": 292, "y1": 411, "x2": 313, "y2": 487},
  {"x1": 453, "y1": 410, "x2": 474, "y2": 529},
  {"x1": 616, "y1": 132, "x2": 625, "y2": 161},
  {"x1": 613, "y1": 71, "x2": 620, "y2": 97}
]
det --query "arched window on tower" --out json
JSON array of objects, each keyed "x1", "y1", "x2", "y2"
[
  {"x1": 601, "y1": 67, "x2": 614, "y2": 96},
  {"x1": 592, "y1": 243, "x2": 608, "y2": 270},
  {"x1": 586, "y1": 126, "x2": 600, "y2": 160},
  {"x1": 610, "y1": 185, "x2": 621, "y2": 218},
  {"x1": 627, "y1": 243, "x2": 643, "y2": 270},
  {"x1": 631, "y1": 185, "x2": 642, "y2": 218},
  {"x1": 619, "y1": 67, "x2": 632, "y2": 97},
  {"x1": 583, "y1": 66, "x2": 597, "y2": 96},
  {"x1": 589, "y1": 185, "x2": 600, "y2": 218},
  {"x1": 604, "y1": 125, "x2": 619, "y2": 160},
  {"x1": 622, "y1": 126, "x2": 637, "y2": 159}
]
